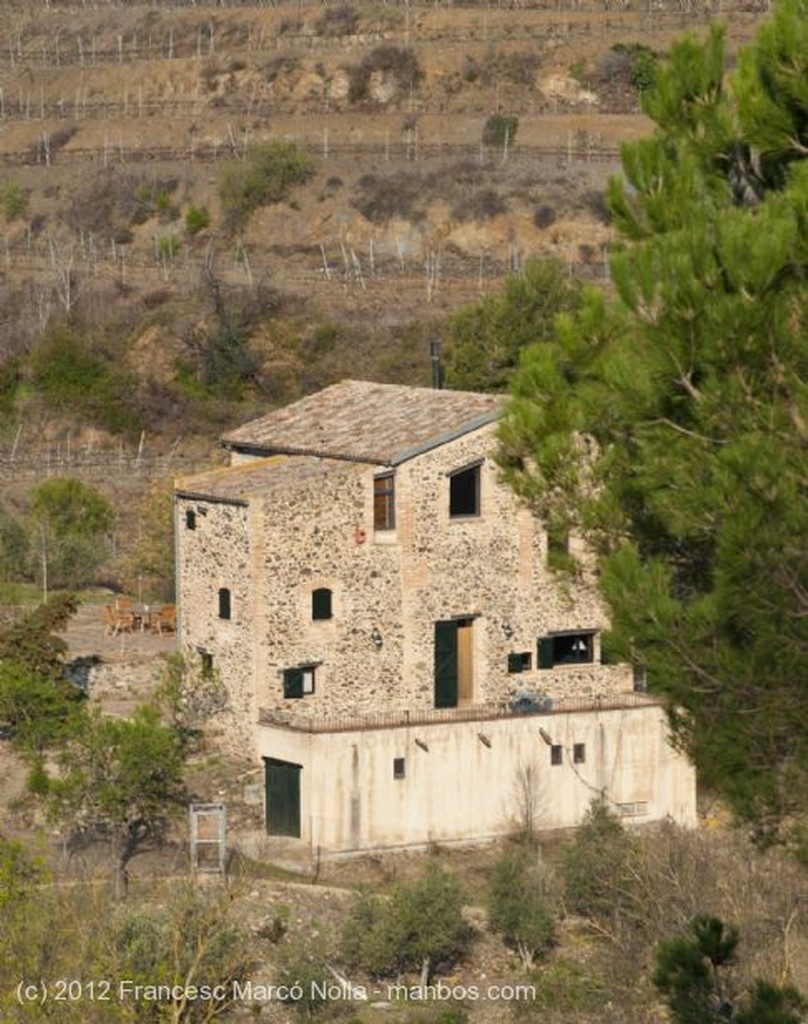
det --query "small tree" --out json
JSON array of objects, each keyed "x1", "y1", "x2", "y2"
[
  {"x1": 30, "y1": 478, "x2": 114, "y2": 590},
  {"x1": 46, "y1": 704, "x2": 186, "y2": 899},
  {"x1": 654, "y1": 916, "x2": 806, "y2": 1024},
  {"x1": 488, "y1": 848, "x2": 555, "y2": 970},
  {"x1": 561, "y1": 798, "x2": 633, "y2": 923},
  {"x1": 342, "y1": 862, "x2": 471, "y2": 986}
]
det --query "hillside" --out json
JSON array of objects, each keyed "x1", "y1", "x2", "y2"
[{"x1": 0, "y1": 0, "x2": 769, "y2": 448}]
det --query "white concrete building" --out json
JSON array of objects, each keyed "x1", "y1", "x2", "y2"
[{"x1": 175, "y1": 380, "x2": 696, "y2": 857}]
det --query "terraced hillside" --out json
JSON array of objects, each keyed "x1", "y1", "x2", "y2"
[{"x1": 0, "y1": 0, "x2": 768, "y2": 437}]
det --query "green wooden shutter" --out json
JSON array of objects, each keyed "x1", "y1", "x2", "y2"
[
  {"x1": 434, "y1": 620, "x2": 459, "y2": 708},
  {"x1": 508, "y1": 652, "x2": 524, "y2": 673},
  {"x1": 283, "y1": 668, "x2": 305, "y2": 698},
  {"x1": 264, "y1": 759, "x2": 301, "y2": 837},
  {"x1": 538, "y1": 636, "x2": 554, "y2": 669}
]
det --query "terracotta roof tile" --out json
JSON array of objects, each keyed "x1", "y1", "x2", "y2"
[
  {"x1": 220, "y1": 380, "x2": 503, "y2": 465},
  {"x1": 176, "y1": 455, "x2": 362, "y2": 503}
]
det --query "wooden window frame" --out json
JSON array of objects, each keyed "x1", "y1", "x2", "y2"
[
  {"x1": 373, "y1": 472, "x2": 395, "y2": 531},
  {"x1": 283, "y1": 665, "x2": 316, "y2": 699},
  {"x1": 312, "y1": 587, "x2": 333, "y2": 621}
]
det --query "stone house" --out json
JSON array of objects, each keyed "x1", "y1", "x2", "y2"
[{"x1": 175, "y1": 380, "x2": 696, "y2": 856}]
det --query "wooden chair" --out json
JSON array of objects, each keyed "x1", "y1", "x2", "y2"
[
  {"x1": 105, "y1": 604, "x2": 134, "y2": 636},
  {"x1": 154, "y1": 604, "x2": 176, "y2": 636}
]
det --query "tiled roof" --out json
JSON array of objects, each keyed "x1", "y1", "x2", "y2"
[
  {"x1": 176, "y1": 455, "x2": 362, "y2": 504},
  {"x1": 220, "y1": 380, "x2": 503, "y2": 465}
]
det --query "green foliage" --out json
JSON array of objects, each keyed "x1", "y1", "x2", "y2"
[
  {"x1": 0, "y1": 592, "x2": 78, "y2": 679},
  {"x1": 218, "y1": 140, "x2": 315, "y2": 232},
  {"x1": 157, "y1": 233, "x2": 179, "y2": 259},
  {"x1": 30, "y1": 478, "x2": 114, "y2": 589},
  {"x1": 184, "y1": 203, "x2": 211, "y2": 234},
  {"x1": 488, "y1": 848, "x2": 554, "y2": 969},
  {"x1": 348, "y1": 46, "x2": 423, "y2": 104},
  {"x1": 0, "y1": 356, "x2": 22, "y2": 421},
  {"x1": 0, "y1": 661, "x2": 82, "y2": 752},
  {"x1": 561, "y1": 799, "x2": 632, "y2": 920},
  {"x1": 482, "y1": 113, "x2": 519, "y2": 148},
  {"x1": 29, "y1": 326, "x2": 142, "y2": 438},
  {"x1": 275, "y1": 938, "x2": 334, "y2": 1018},
  {"x1": 499, "y1": 2, "x2": 808, "y2": 836},
  {"x1": 47, "y1": 704, "x2": 186, "y2": 897},
  {"x1": 0, "y1": 502, "x2": 29, "y2": 581},
  {"x1": 1, "y1": 182, "x2": 28, "y2": 221},
  {"x1": 654, "y1": 917, "x2": 805, "y2": 1024},
  {"x1": 445, "y1": 257, "x2": 581, "y2": 392},
  {"x1": 342, "y1": 862, "x2": 471, "y2": 983}
]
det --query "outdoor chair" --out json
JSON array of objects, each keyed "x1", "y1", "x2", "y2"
[
  {"x1": 153, "y1": 604, "x2": 176, "y2": 636},
  {"x1": 105, "y1": 604, "x2": 134, "y2": 636}
]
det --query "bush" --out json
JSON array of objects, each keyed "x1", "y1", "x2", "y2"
[
  {"x1": 342, "y1": 862, "x2": 471, "y2": 985},
  {"x1": 482, "y1": 114, "x2": 519, "y2": 148},
  {"x1": 185, "y1": 204, "x2": 211, "y2": 235},
  {"x1": 30, "y1": 477, "x2": 115, "y2": 590},
  {"x1": 29, "y1": 326, "x2": 142, "y2": 437},
  {"x1": 348, "y1": 46, "x2": 423, "y2": 105},
  {"x1": 561, "y1": 798, "x2": 633, "y2": 921},
  {"x1": 1, "y1": 183, "x2": 28, "y2": 221},
  {"x1": 219, "y1": 140, "x2": 315, "y2": 232},
  {"x1": 315, "y1": 4, "x2": 358, "y2": 37},
  {"x1": 488, "y1": 848, "x2": 555, "y2": 969}
]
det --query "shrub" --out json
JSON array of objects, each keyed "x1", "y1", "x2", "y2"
[
  {"x1": 482, "y1": 114, "x2": 519, "y2": 148},
  {"x1": 1, "y1": 183, "x2": 28, "y2": 221},
  {"x1": 185, "y1": 204, "x2": 211, "y2": 235},
  {"x1": 348, "y1": 46, "x2": 423, "y2": 105},
  {"x1": 488, "y1": 848, "x2": 555, "y2": 969},
  {"x1": 315, "y1": 4, "x2": 358, "y2": 37},
  {"x1": 218, "y1": 140, "x2": 315, "y2": 232},
  {"x1": 342, "y1": 862, "x2": 471, "y2": 985},
  {"x1": 561, "y1": 798, "x2": 633, "y2": 920}
]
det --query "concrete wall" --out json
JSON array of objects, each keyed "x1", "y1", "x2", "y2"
[{"x1": 257, "y1": 702, "x2": 697, "y2": 854}]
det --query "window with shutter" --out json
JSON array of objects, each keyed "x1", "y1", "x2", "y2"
[
  {"x1": 218, "y1": 587, "x2": 231, "y2": 620},
  {"x1": 374, "y1": 473, "x2": 395, "y2": 530}
]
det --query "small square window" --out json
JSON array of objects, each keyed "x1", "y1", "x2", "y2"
[
  {"x1": 185, "y1": 509, "x2": 196, "y2": 530},
  {"x1": 508, "y1": 652, "x2": 532, "y2": 674},
  {"x1": 449, "y1": 463, "x2": 481, "y2": 518},
  {"x1": 393, "y1": 757, "x2": 406, "y2": 780},
  {"x1": 374, "y1": 473, "x2": 395, "y2": 531},
  {"x1": 573, "y1": 743, "x2": 586, "y2": 764},
  {"x1": 218, "y1": 587, "x2": 231, "y2": 620},
  {"x1": 283, "y1": 666, "x2": 316, "y2": 699},
  {"x1": 550, "y1": 744, "x2": 563, "y2": 766}
]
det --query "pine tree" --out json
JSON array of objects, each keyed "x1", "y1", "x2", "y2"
[{"x1": 500, "y1": 0, "x2": 808, "y2": 839}]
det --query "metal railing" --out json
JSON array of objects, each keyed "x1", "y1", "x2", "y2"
[{"x1": 258, "y1": 690, "x2": 662, "y2": 733}]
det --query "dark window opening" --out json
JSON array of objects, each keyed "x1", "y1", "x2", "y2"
[
  {"x1": 200, "y1": 651, "x2": 213, "y2": 678},
  {"x1": 218, "y1": 587, "x2": 231, "y2": 620},
  {"x1": 393, "y1": 757, "x2": 406, "y2": 780},
  {"x1": 185, "y1": 509, "x2": 196, "y2": 530},
  {"x1": 550, "y1": 744, "x2": 563, "y2": 766},
  {"x1": 374, "y1": 473, "x2": 395, "y2": 531},
  {"x1": 283, "y1": 666, "x2": 316, "y2": 699},
  {"x1": 312, "y1": 587, "x2": 333, "y2": 621},
  {"x1": 449, "y1": 463, "x2": 481, "y2": 518},
  {"x1": 508, "y1": 651, "x2": 533, "y2": 674},
  {"x1": 538, "y1": 632, "x2": 595, "y2": 668},
  {"x1": 573, "y1": 743, "x2": 586, "y2": 764}
]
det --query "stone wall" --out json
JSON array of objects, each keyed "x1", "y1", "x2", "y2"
[{"x1": 176, "y1": 422, "x2": 632, "y2": 756}]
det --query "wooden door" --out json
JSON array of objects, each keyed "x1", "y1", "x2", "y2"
[
  {"x1": 264, "y1": 758, "x2": 301, "y2": 837},
  {"x1": 457, "y1": 618, "x2": 474, "y2": 706},
  {"x1": 434, "y1": 619, "x2": 458, "y2": 708}
]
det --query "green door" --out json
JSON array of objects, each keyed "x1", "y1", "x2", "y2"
[
  {"x1": 434, "y1": 619, "x2": 459, "y2": 709},
  {"x1": 264, "y1": 758, "x2": 301, "y2": 837}
]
